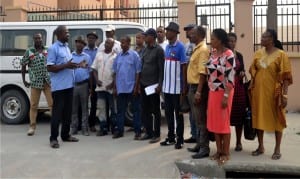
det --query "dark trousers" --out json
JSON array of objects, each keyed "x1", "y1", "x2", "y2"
[
  {"x1": 97, "y1": 91, "x2": 116, "y2": 132},
  {"x1": 164, "y1": 93, "x2": 184, "y2": 143},
  {"x1": 88, "y1": 84, "x2": 97, "y2": 127},
  {"x1": 141, "y1": 86, "x2": 161, "y2": 137},
  {"x1": 189, "y1": 84, "x2": 210, "y2": 154},
  {"x1": 50, "y1": 88, "x2": 73, "y2": 141},
  {"x1": 116, "y1": 93, "x2": 141, "y2": 134}
]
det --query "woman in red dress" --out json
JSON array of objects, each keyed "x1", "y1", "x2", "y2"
[{"x1": 206, "y1": 29, "x2": 235, "y2": 165}]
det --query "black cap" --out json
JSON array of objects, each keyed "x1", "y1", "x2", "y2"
[
  {"x1": 75, "y1": 35, "x2": 87, "y2": 46},
  {"x1": 183, "y1": 24, "x2": 196, "y2": 31},
  {"x1": 165, "y1": 22, "x2": 180, "y2": 34},
  {"x1": 87, "y1": 31, "x2": 98, "y2": 39},
  {"x1": 142, "y1": 28, "x2": 157, "y2": 38}
]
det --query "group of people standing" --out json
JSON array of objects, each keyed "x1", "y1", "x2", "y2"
[{"x1": 21, "y1": 21, "x2": 292, "y2": 164}]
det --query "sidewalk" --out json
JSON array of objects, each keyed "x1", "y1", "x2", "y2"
[
  {"x1": 177, "y1": 112, "x2": 300, "y2": 177},
  {"x1": 0, "y1": 113, "x2": 299, "y2": 178}
]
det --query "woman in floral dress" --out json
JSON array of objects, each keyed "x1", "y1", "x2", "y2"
[{"x1": 206, "y1": 29, "x2": 235, "y2": 165}]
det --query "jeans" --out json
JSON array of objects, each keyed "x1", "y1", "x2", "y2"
[
  {"x1": 164, "y1": 93, "x2": 184, "y2": 143},
  {"x1": 97, "y1": 91, "x2": 116, "y2": 132},
  {"x1": 71, "y1": 82, "x2": 89, "y2": 131},
  {"x1": 116, "y1": 93, "x2": 141, "y2": 134},
  {"x1": 29, "y1": 83, "x2": 53, "y2": 129},
  {"x1": 50, "y1": 88, "x2": 73, "y2": 141},
  {"x1": 141, "y1": 85, "x2": 161, "y2": 137},
  {"x1": 188, "y1": 84, "x2": 210, "y2": 154}
]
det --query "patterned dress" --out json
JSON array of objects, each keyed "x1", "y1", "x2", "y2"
[
  {"x1": 206, "y1": 49, "x2": 235, "y2": 134},
  {"x1": 230, "y1": 51, "x2": 247, "y2": 126}
]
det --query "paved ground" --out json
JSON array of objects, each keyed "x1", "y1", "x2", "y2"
[{"x1": 1, "y1": 112, "x2": 300, "y2": 178}]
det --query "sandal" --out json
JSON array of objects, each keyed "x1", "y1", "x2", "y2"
[
  {"x1": 251, "y1": 148, "x2": 264, "y2": 156},
  {"x1": 210, "y1": 153, "x2": 220, "y2": 160},
  {"x1": 62, "y1": 136, "x2": 79, "y2": 142},
  {"x1": 234, "y1": 144, "x2": 243, "y2": 152},
  {"x1": 271, "y1": 153, "x2": 282, "y2": 160},
  {"x1": 217, "y1": 154, "x2": 230, "y2": 166}
]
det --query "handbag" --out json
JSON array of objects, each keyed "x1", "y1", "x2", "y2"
[
  {"x1": 179, "y1": 95, "x2": 190, "y2": 113},
  {"x1": 243, "y1": 75, "x2": 251, "y2": 107},
  {"x1": 244, "y1": 107, "x2": 256, "y2": 140}
]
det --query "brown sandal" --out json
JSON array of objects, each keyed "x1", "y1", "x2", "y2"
[
  {"x1": 251, "y1": 148, "x2": 264, "y2": 156},
  {"x1": 217, "y1": 154, "x2": 230, "y2": 166},
  {"x1": 271, "y1": 153, "x2": 282, "y2": 160},
  {"x1": 210, "y1": 153, "x2": 221, "y2": 160}
]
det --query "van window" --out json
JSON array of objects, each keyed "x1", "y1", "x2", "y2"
[
  {"x1": 0, "y1": 30, "x2": 46, "y2": 56},
  {"x1": 52, "y1": 29, "x2": 103, "y2": 52},
  {"x1": 115, "y1": 28, "x2": 144, "y2": 48}
]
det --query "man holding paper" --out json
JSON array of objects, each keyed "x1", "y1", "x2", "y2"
[{"x1": 139, "y1": 28, "x2": 165, "y2": 143}]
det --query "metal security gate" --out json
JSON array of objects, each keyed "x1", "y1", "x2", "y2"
[
  {"x1": 253, "y1": 0, "x2": 300, "y2": 52},
  {"x1": 195, "y1": 0, "x2": 232, "y2": 45},
  {"x1": 27, "y1": 2, "x2": 178, "y2": 29}
]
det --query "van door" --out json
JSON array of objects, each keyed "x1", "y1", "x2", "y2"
[{"x1": 0, "y1": 29, "x2": 48, "y2": 124}]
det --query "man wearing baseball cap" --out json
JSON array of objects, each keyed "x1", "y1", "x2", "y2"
[
  {"x1": 139, "y1": 28, "x2": 165, "y2": 143},
  {"x1": 98, "y1": 24, "x2": 121, "y2": 54},
  {"x1": 97, "y1": 24, "x2": 121, "y2": 133},
  {"x1": 70, "y1": 35, "x2": 92, "y2": 136}
]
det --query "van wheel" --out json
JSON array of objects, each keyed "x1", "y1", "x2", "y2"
[{"x1": 0, "y1": 90, "x2": 29, "y2": 124}]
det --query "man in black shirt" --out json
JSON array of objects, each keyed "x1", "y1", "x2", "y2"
[{"x1": 139, "y1": 28, "x2": 165, "y2": 143}]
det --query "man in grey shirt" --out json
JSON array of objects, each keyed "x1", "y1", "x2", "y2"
[{"x1": 139, "y1": 28, "x2": 165, "y2": 143}]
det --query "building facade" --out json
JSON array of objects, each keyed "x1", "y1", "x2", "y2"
[{"x1": 0, "y1": 0, "x2": 138, "y2": 22}]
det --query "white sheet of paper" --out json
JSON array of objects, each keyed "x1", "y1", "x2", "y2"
[{"x1": 145, "y1": 83, "x2": 159, "y2": 96}]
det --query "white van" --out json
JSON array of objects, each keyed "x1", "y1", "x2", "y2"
[{"x1": 0, "y1": 21, "x2": 146, "y2": 124}]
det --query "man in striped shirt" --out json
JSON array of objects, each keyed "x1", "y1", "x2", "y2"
[{"x1": 161, "y1": 22, "x2": 188, "y2": 149}]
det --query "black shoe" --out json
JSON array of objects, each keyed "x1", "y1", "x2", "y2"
[
  {"x1": 134, "y1": 133, "x2": 141, "y2": 140},
  {"x1": 175, "y1": 142, "x2": 184, "y2": 149},
  {"x1": 50, "y1": 140, "x2": 59, "y2": 149},
  {"x1": 149, "y1": 136, "x2": 161, "y2": 143},
  {"x1": 160, "y1": 138, "x2": 176, "y2": 146},
  {"x1": 184, "y1": 137, "x2": 197, "y2": 143},
  {"x1": 191, "y1": 153, "x2": 209, "y2": 159},
  {"x1": 90, "y1": 126, "x2": 97, "y2": 132},
  {"x1": 187, "y1": 146, "x2": 200, "y2": 153},
  {"x1": 62, "y1": 136, "x2": 79, "y2": 142},
  {"x1": 96, "y1": 130, "x2": 108, "y2": 136},
  {"x1": 140, "y1": 134, "x2": 153, "y2": 140},
  {"x1": 112, "y1": 132, "x2": 123, "y2": 139}
]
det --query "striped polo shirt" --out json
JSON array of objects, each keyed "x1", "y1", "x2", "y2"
[{"x1": 162, "y1": 40, "x2": 187, "y2": 94}]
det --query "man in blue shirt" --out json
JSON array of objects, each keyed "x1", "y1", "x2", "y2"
[
  {"x1": 70, "y1": 36, "x2": 92, "y2": 136},
  {"x1": 112, "y1": 36, "x2": 142, "y2": 139},
  {"x1": 161, "y1": 22, "x2": 188, "y2": 149},
  {"x1": 84, "y1": 31, "x2": 98, "y2": 132},
  {"x1": 47, "y1": 25, "x2": 79, "y2": 148}
]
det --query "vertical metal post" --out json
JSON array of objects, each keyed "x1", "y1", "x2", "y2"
[{"x1": 267, "y1": 0, "x2": 277, "y2": 31}]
